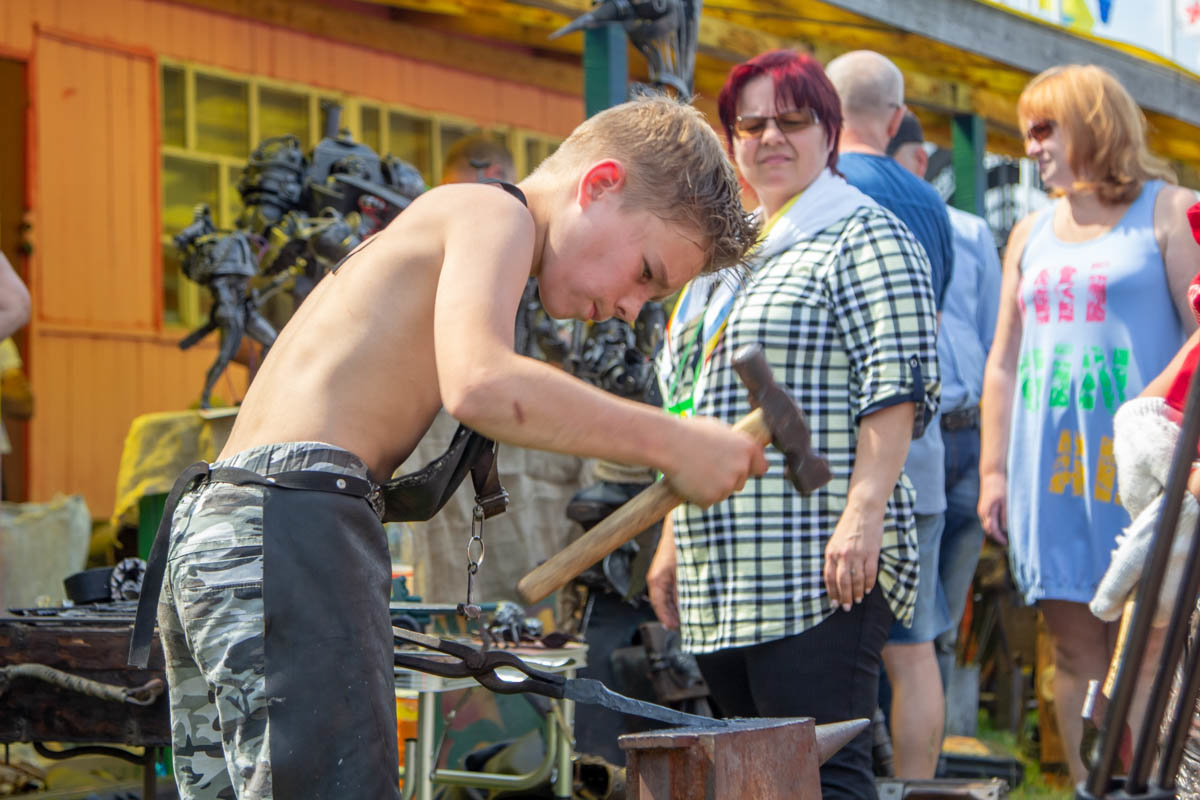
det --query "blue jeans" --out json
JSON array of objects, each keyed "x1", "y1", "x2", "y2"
[{"x1": 935, "y1": 427, "x2": 986, "y2": 688}]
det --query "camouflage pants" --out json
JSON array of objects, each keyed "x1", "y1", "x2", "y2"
[{"x1": 157, "y1": 442, "x2": 382, "y2": 800}]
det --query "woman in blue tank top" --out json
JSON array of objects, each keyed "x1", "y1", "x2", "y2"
[{"x1": 978, "y1": 64, "x2": 1200, "y2": 783}]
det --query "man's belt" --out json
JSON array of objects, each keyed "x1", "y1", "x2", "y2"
[{"x1": 941, "y1": 405, "x2": 980, "y2": 432}]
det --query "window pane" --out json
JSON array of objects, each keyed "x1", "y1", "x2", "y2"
[
  {"x1": 259, "y1": 86, "x2": 309, "y2": 143},
  {"x1": 163, "y1": 155, "x2": 218, "y2": 235},
  {"x1": 163, "y1": 155, "x2": 219, "y2": 325},
  {"x1": 195, "y1": 73, "x2": 248, "y2": 157},
  {"x1": 161, "y1": 66, "x2": 186, "y2": 148},
  {"x1": 388, "y1": 111, "x2": 432, "y2": 184},
  {"x1": 360, "y1": 106, "x2": 382, "y2": 155},
  {"x1": 524, "y1": 138, "x2": 545, "y2": 178}
]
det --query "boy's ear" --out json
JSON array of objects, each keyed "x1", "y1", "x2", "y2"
[{"x1": 577, "y1": 160, "x2": 627, "y2": 208}]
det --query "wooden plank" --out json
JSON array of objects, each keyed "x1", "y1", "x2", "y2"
[
  {"x1": 814, "y1": 0, "x2": 1200, "y2": 129},
  {"x1": 33, "y1": 31, "x2": 156, "y2": 330},
  {"x1": 170, "y1": 0, "x2": 583, "y2": 97},
  {"x1": 0, "y1": 0, "x2": 36, "y2": 56},
  {"x1": 0, "y1": 620, "x2": 168, "y2": 745}
]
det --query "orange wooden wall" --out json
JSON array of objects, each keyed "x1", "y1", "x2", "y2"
[{"x1": 0, "y1": 0, "x2": 583, "y2": 517}]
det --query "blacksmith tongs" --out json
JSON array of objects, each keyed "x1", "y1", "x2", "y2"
[{"x1": 393, "y1": 626, "x2": 727, "y2": 729}]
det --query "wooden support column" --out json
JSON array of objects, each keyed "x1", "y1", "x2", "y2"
[
  {"x1": 584, "y1": 25, "x2": 627, "y2": 118},
  {"x1": 952, "y1": 112, "x2": 986, "y2": 217}
]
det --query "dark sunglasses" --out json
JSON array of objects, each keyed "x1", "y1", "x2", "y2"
[
  {"x1": 1025, "y1": 120, "x2": 1055, "y2": 143},
  {"x1": 733, "y1": 109, "x2": 820, "y2": 139}
]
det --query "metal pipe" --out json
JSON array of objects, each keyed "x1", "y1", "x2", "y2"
[
  {"x1": 1087, "y1": 363, "x2": 1200, "y2": 796},
  {"x1": 555, "y1": 694, "x2": 575, "y2": 798},
  {"x1": 429, "y1": 708, "x2": 559, "y2": 790},
  {"x1": 414, "y1": 690, "x2": 437, "y2": 800},
  {"x1": 1157, "y1": 603, "x2": 1200, "y2": 786},
  {"x1": 1128, "y1": 507, "x2": 1200, "y2": 792}
]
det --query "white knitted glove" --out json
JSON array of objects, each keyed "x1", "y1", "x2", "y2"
[
  {"x1": 1113, "y1": 397, "x2": 1181, "y2": 519},
  {"x1": 1091, "y1": 491, "x2": 1199, "y2": 626}
]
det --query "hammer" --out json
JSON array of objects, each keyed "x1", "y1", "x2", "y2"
[{"x1": 516, "y1": 343, "x2": 832, "y2": 605}]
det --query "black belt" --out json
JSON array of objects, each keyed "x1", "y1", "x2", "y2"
[
  {"x1": 941, "y1": 405, "x2": 980, "y2": 432},
  {"x1": 127, "y1": 462, "x2": 375, "y2": 668}
]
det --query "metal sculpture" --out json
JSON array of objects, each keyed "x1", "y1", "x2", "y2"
[
  {"x1": 174, "y1": 108, "x2": 426, "y2": 407},
  {"x1": 549, "y1": 0, "x2": 703, "y2": 97},
  {"x1": 174, "y1": 205, "x2": 278, "y2": 410}
]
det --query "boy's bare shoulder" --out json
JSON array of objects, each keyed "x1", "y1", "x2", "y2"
[{"x1": 384, "y1": 183, "x2": 533, "y2": 238}]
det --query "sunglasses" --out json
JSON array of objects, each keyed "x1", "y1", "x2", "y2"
[
  {"x1": 733, "y1": 109, "x2": 820, "y2": 139},
  {"x1": 1025, "y1": 120, "x2": 1055, "y2": 143}
]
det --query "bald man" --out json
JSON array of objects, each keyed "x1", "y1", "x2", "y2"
[{"x1": 828, "y1": 49, "x2": 954, "y2": 781}]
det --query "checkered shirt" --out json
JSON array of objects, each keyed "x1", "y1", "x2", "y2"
[{"x1": 658, "y1": 205, "x2": 940, "y2": 654}]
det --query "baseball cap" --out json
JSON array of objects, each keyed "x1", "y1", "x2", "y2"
[{"x1": 887, "y1": 111, "x2": 925, "y2": 156}]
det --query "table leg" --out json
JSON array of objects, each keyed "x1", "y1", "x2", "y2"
[
  {"x1": 143, "y1": 746, "x2": 157, "y2": 800},
  {"x1": 554, "y1": 696, "x2": 574, "y2": 799},
  {"x1": 413, "y1": 690, "x2": 437, "y2": 800}
]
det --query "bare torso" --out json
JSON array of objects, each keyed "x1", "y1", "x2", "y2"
[{"x1": 219, "y1": 184, "x2": 530, "y2": 481}]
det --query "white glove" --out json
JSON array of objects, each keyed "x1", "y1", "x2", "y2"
[
  {"x1": 1113, "y1": 397, "x2": 1181, "y2": 519},
  {"x1": 1091, "y1": 491, "x2": 1198, "y2": 627}
]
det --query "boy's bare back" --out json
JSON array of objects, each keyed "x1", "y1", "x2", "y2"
[
  {"x1": 220, "y1": 183, "x2": 534, "y2": 481},
  {"x1": 221, "y1": 96, "x2": 769, "y2": 507}
]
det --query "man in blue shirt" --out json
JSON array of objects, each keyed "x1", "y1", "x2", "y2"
[
  {"x1": 828, "y1": 50, "x2": 955, "y2": 780},
  {"x1": 888, "y1": 111, "x2": 1001, "y2": 723}
]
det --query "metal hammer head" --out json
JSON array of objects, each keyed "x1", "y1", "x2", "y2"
[{"x1": 732, "y1": 343, "x2": 832, "y2": 495}]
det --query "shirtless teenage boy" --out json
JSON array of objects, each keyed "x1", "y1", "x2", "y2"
[{"x1": 135, "y1": 96, "x2": 767, "y2": 800}]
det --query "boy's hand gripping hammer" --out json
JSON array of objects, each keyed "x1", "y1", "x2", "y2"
[{"x1": 516, "y1": 343, "x2": 832, "y2": 605}]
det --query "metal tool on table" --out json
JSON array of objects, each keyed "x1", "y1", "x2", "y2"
[
  {"x1": 393, "y1": 626, "x2": 725, "y2": 729},
  {"x1": 516, "y1": 342, "x2": 832, "y2": 605},
  {"x1": 1080, "y1": 361, "x2": 1200, "y2": 799}
]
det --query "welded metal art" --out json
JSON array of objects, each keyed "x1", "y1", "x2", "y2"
[{"x1": 174, "y1": 110, "x2": 425, "y2": 407}]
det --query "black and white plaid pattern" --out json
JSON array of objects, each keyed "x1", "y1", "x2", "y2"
[{"x1": 660, "y1": 205, "x2": 940, "y2": 653}]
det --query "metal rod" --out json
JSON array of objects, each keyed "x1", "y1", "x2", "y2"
[
  {"x1": 31, "y1": 742, "x2": 152, "y2": 766},
  {"x1": 1087, "y1": 362, "x2": 1200, "y2": 796},
  {"x1": 555, "y1": 693, "x2": 575, "y2": 799},
  {"x1": 1128, "y1": 504, "x2": 1200, "y2": 792},
  {"x1": 1158, "y1": 603, "x2": 1200, "y2": 786},
  {"x1": 429, "y1": 711, "x2": 559, "y2": 790},
  {"x1": 414, "y1": 690, "x2": 437, "y2": 800},
  {"x1": 400, "y1": 738, "x2": 417, "y2": 800}
]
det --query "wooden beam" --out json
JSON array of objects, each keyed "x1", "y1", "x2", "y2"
[
  {"x1": 169, "y1": 0, "x2": 583, "y2": 96},
  {"x1": 811, "y1": 0, "x2": 1200, "y2": 129}
]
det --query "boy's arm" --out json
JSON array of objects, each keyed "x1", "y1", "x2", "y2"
[{"x1": 431, "y1": 190, "x2": 766, "y2": 507}]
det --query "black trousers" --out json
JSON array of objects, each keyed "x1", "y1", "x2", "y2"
[{"x1": 695, "y1": 586, "x2": 892, "y2": 800}]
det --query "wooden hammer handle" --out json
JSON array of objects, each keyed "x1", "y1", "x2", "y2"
[{"x1": 516, "y1": 408, "x2": 771, "y2": 605}]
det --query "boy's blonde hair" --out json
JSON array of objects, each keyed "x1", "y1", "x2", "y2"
[
  {"x1": 1018, "y1": 64, "x2": 1175, "y2": 205},
  {"x1": 538, "y1": 95, "x2": 759, "y2": 274}
]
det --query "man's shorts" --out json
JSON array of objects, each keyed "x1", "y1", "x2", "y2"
[{"x1": 887, "y1": 511, "x2": 952, "y2": 644}]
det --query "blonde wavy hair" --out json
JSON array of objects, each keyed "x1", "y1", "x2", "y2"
[
  {"x1": 536, "y1": 94, "x2": 760, "y2": 275},
  {"x1": 1018, "y1": 64, "x2": 1175, "y2": 205}
]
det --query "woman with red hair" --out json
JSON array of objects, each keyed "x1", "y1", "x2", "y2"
[
  {"x1": 979, "y1": 65, "x2": 1200, "y2": 782},
  {"x1": 647, "y1": 49, "x2": 939, "y2": 798}
]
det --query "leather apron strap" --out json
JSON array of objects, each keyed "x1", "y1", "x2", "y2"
[
  {"x1": 128, "y1": 461, "x2": 211, "y2": 668},
  {"x1": 128, "y1": 464, "x2": 375, "y2": 668}
]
